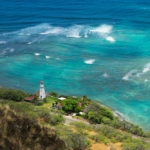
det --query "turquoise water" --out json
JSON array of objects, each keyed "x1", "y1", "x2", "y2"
[{"x1": 1, "y1": 0, "x2": 150, "y2": 129}]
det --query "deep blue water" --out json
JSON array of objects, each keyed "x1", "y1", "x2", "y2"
[{"x1": 1, "y1": 0, "x2": 150, "y2": 129}]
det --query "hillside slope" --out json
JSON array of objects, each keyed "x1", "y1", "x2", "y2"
[{"x1": 0, "y1": 104, "x2": 67, "y2": 150}]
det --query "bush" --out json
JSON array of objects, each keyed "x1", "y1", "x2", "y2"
[
  {"x1": 49, "y1": 113, "x2": 64, "y2": 125},
  {"x1": 43, "y1": 98, "x2": 48, "y2": 103},
  {"x1": 70, "y1": 122, "x2": 91, "y2": 131},
  {"x1": 50, "y1": 92, "x2": 58, "y2": 97},
  {"x1": 101, "y1": 117, "x2": 111, "y2": 124},
  {"x1": 122, "y1": 140, "x2": 146, "y2": 150},
  {"x1": 90, "y1": 134, "x2": 107, "y2": 143},
  {"x1": 0, "y1": 88, "x2": 29, "y2": 102},
  {"x1": 84, "y1": 102, "x2": 114, "y2": 124},
  {"x1": 36, "y1": 102, "x2": 44, "y2": 106},
  {"x1": 69, "y1": 132, "x2": 91, "y2": 150},
  {"x1": 36, "y1": 108, "x2": 50, "y2": 123},
  {"x1": 62, "y1": 99, "x2": 79, "y2": 112}
]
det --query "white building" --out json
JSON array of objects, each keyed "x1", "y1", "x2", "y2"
[{"x1": 39, "y1": 81, "x2": 46, "y2": 99}]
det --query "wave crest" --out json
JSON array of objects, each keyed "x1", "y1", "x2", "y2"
[
  {"x1": 84, "y1": 59, "x2": 95, "y2": 64},
  {"x1": 142, "y1": 63, "x2": 150, "y2": 73},
  {"x1": 122, "y1": 70, "x2": 138, "y2": 81},
  {"x1": 0, "y1": 41, "x2": 6, "y2": 44},
  {"x1": 2, "y1": 23, "x2": 115, "y2": 42}
]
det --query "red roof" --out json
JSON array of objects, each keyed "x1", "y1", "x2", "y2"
[
  {"x1": 35, "y1": 91, "x2": 39, "y2": 96},
  {"x1": 24, "y1": 95, "x2": 36, "y2": 101}
]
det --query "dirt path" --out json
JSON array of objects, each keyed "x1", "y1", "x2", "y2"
[{"x1": 63, "y1": 115, "x2": 90, "y2": 125}]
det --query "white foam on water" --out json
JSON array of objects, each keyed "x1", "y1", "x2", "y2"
[
  {"x1": 45, "y1": 56, "x2": 50, "y2": 59},
  {"x1": 84, "y1": 30, "x2": 88, "y2": 38},
  {"x1": 10, "y1": 23, "x2": 50, "y2": 36},
  {"x1": 145, "y1": 79, "x2": 148, "y2": 82},
  {"x1": 90, "y1": 25, "x2": 112, "y2": 34},
  {"x1": 27, "y1": 42, "x2": 32, "y2": 44},
  {"x1": 66, "y1": 25, "x2": 83, "y2": 38},
  {"x1": 106, "y1": 36, "x2": 115, "y2": 43},
  {"x1": 39, "y1": 25, "x2": 83, "y2": 38},
  {"x1": 122, "y1": 70, "x2": 137, "y2": 80},
  {"x1": 0, "y1": 41, "x2": 6, "y2": 44},
  {"x1": 10, "y1": 48, "x2": 14, "y2": 52},
  {"x1": 84, "y1": 34, "x2": 88, "y2": 38},
  {"x1": 18, "y1": 33, "x2": 24, "y2": 35},
  {"x1": 113, "y1": 110, "x2": 129, "y2": 121},
  {"x1": 0, "y1": 48, "x2": 14, "y2": 55},
  {"x1": 142, "y1": 63, "x2": 150, "y2": 73},
  {"x1": 34, "y1": 53, "x2": 40, "y2": 56},
  {"x1": 84, "y1": 59, "x2": 95, "y2": 64},
  {"x1": 90, "y1": 25, "x2": 115, "y2": 42},
  {"x1": 67, "y1": 34, "x2": 81, "y2": 38},
  {"x1": 40, "y1": 27, "x2": 62, "y2": 35},
  {"x1": 102, "y1": 73, "x2": 109, "y2": 78},
  {"x1": 3, "y1": 23, "x2": 116, "y2": 42}
]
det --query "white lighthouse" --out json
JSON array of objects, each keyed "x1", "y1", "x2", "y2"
[{"x1": 39, "y1": 81, "x2": 46, "y2": 99}]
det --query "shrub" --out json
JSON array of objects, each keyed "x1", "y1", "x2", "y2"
[
  {"x1": 101, "y1": 117, "x2": 111, "y2": 124},
  {"x1": 43, "y1": 98, "x2": 48, "y2": 103},
  {"x1": 84, "y1": 102, "x2": 114, "y2": 124},
  {"x1": 49, "y1": 113, "x2": 64, "y2": 125},
  {"x1": 122, "y1": 142, "x2": 145, "y2": 150},
  {"x1": 62, "y1": 99, "x2": 79, "y2": 112},
  {"x1": 50, "y1": 92, "x2": 58, "y2": 97},
  {"x1": 69, "y1": 132, "x2": 91, "y2": 150},
  {"x1": 36, "y1": 102, "x2": 44, "y2": 106},
  {"x1": 70, "y1": 122, "x2": 91, "y2": 131},
  {"x1": 90, "y1": 134, "x2": 107, "y2": 143},
  {"x1": 36, "y1": 108, "x2": 50, "y2": 123},
  {"x1": 0, "y1": 88, "x2": 29, "y2": 102}
]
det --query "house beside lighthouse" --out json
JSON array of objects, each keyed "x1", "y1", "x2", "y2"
[
  {"x1": 39, "y1": 81, "x2": 46, "y2": 99},
  {"x1": 24, "y1": 80, "x2": 46, "y2": 102}
]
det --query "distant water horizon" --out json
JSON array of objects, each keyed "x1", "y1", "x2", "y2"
[{"x1": 1, "y1": 0, "x2": 150, "y2": 130}]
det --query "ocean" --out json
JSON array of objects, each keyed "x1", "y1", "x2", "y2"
[{"x1": 0, "y1": 0, "x2": 150, "y2": 130}]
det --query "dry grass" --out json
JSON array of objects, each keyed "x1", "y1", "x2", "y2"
[
  {"x1": 89, "y1": 142, "x2": 122, "y2": 150},
  {"x1": 0, "y1": 104, "x2": 67, "y2": 150}
]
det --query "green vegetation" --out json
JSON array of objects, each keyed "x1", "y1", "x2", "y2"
[
  {"x1": 55, "y1": 124, "x2": 91, "y2": 150},
  {"x1": 83, "y1": 102, "x2": 146, "y2": 137},
  {"x1": 122, "y1": 139, "x2": 150, "y2": 150},
  {"x1": 84, "y1": 102, "x2": 114, "y2": 123},
  {"x1": 70, "y1": 122, "x2": 150, "y2": 150},
  {"x1": 0, "y1": 88, "x2": 29, "y2": 101},
  {"x1": 0, "y1": 103, "x2": 67, "y2": 150},
  {"x1": 1, "y1": 101, "x2": 64, "y2": 126},
  {"x1": 61, "y1": 99, "x2": 81, "y2": 113},
  {"x1": 1, "y1": 88, "x2": 150, "y2": 150}
]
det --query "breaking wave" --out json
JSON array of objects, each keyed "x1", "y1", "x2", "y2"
[
  {"x1": 90, "y1": 24, "x2": 112, "y2": 34},
  {"x1": 122, "y1": 62, "x2": 150, "y2": 81},
  {"x1": 106, "y1": 36, "x2": 115, "y2": 43},
  {"x1": 1, "y1": 23, "x2": 115, "y2": 42},
  {"x1": 102, "y1": 73, "x2": 109, "y2": 78},
  {"x1": 0, "y1": 41, "x2": 6, "y2": 44},
  {"x1": 122, "y1": 70, "x2": 138, "y2": 80},
  {"x1": 34, "y1": 53, "x2": 40, "y2": 56},
  {"x1": 45, "y1": 56, "x2": 50, "y2": 59},
  {"x1": 90, "y1": 24, "x2": 115, "y2": 42},
  {"x1": 142, "y1": 62, "x2": 150, "y2": 73},
  {"x1": 84, "y1": 59, "x2": 95, "y2": 64},
  {"x1": 0, "y1": 48, "x2": 15, "y2": 55}
]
